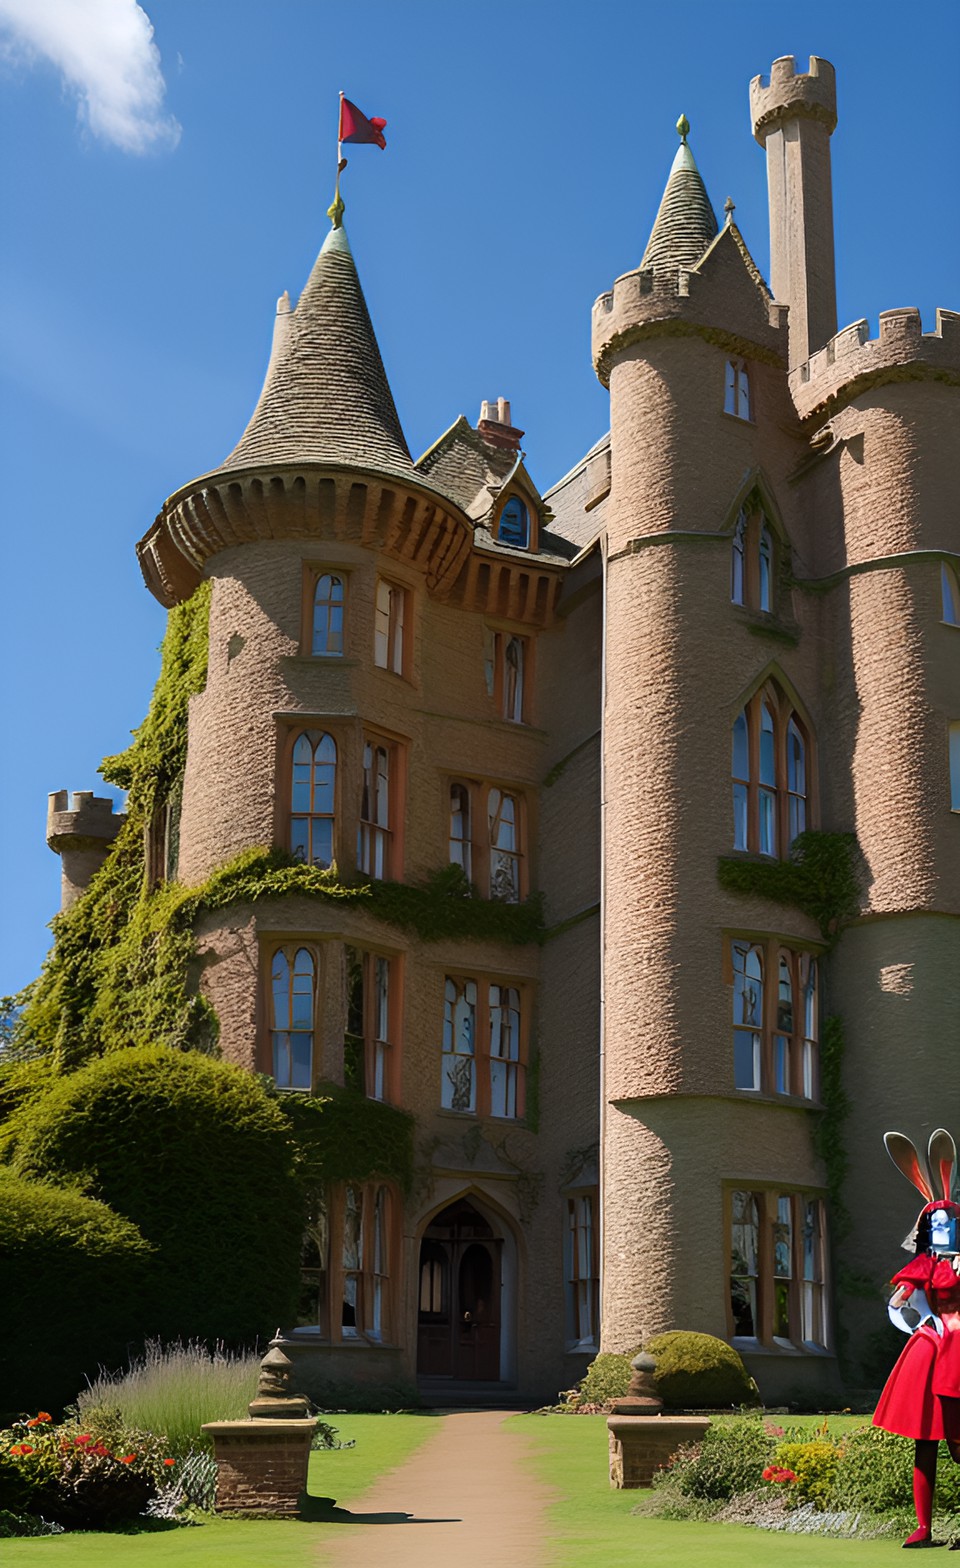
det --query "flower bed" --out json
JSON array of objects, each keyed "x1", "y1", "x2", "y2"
[
  {"x1": 634, "y1": 1417, "x2": 960, "y2": 1540},
  {"x1": 0, "y1": 1410, "x2": 208, "y2": 1536}
]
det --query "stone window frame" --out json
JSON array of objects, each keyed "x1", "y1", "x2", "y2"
[
  {"x1": 724, "y1": 935, "x2": 821, "y2": 1103},
  {"x1": 438, "y1": 971, "x2": 530, "y2": 1122},
  {"x1": 731, "y1": 680, "x2": 816, "y2": 859},
  {"x1": 358, "y1": 726, "x2": 407, "y2": 882},
  {"x1": 263, "y1": 939, "x2": 323, "y2": 1093},
  {"x1": 300, "y1": 563, "x2": 350, "y2": 657},
  {"x1": 277, "y1": 723, "x2": 345, "y2": 871},
  {"x1": 373, "y1": 575, "x2": 413, "y2": 679},
  {"x1": 443, "y1": 774, "x2": 529, "y2": 903},
  {"x1": 723, "y1": 357, "x2": 753, "y2": 422},
  {"x1": 343, "y1": 943, "x2": 404, "y2": 1106},
  {"x1": 942, "y1": 562, "x2": 960, "y2": 628},
  {"x1": 725, "y1": 1185, "x2": 830, "y2": 1353},
  {"x1": 730, "y1": 500, "x2": 775, "y2": 612},
  {"x1": 564, "y1": 1187, "x2": 600, "y2": 1351},
  {"x1": 493, "y1": 491, "x2": 538, "y2": 553},
  {"x1": 484, "y1": 625, "x2": 534, "y2": 724},
  {"x1": 291, "y1": 1179, "x2": 401, "y2": 1347}
]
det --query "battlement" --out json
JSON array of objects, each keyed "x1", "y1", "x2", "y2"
[
  {"x1": 750, "y1": 55, "x2": 837, "y2": 143},
  {"x1": 47, "y1": 790, "x2": 125, "y2": 852},
  {"x1": 789, "y1": 307, "x2": 960, "y2": 421},
  {"x1": 592, "y1": 264, "x2": 786, "y2": 386}
]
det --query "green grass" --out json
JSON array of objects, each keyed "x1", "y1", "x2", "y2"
[
  {"x1": 508, "y1": 1413, "x2": 928, "y2": 1567},
  {"x1": 0, "y1": 1413, "x2": 437, "y2": 1566}
]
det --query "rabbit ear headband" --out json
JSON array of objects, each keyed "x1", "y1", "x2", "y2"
[{"x1": 884, "y1": 1129, "x2": 958, "y2": 1251}]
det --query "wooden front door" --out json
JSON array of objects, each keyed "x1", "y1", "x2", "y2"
[{"x1": 417, "y1": 1199, "x2": 502, "y2": 1381}]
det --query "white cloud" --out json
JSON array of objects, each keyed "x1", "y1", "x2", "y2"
[{"x1": 0, "y1": 0, "x2": 180, "y2": 153}]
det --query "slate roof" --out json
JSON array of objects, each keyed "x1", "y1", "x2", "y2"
[
  {"x1": 640, "y1": 139, "x2": 719, "y2": 273},
  {"x1": 543, "y1": 432, "x2": 610, "y2": 552},
  {"x1": 219, "y1": 225, "x2": 418, "y2": 482},
  {"x1": 416, "y1": 416, "x2": 517, "y2": 517}
]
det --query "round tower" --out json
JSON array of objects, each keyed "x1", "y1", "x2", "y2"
[{"x1": 593, "y1": 114, "x2": 836, "y2": 1399}]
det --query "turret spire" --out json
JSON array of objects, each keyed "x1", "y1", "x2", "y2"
[
  {"x1": 640, "y1": 116, "x2": 719, "y2": 272},
  {"x1": 220, "y1": 223, "x2": 415, "y2": 481}
]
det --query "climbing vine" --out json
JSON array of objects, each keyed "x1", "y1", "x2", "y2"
[
  {"x1": 716, "y1": 830, "x2": 862, "y2": 943},
  {"x1": 278, "y1": 1082, "x2": 415, "y2": 1194}
]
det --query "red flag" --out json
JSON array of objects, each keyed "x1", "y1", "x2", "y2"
[{"x1": 339, "y1": 97, "x2": 387, "y2": 149}]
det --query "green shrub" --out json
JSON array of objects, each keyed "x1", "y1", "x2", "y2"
[
  {"x1": 575, "y1": 1349, "x2": 640, "y2": 1407},
  {"x1": 833, "y1": 1427, "x2": 960, "y2": 1515},
  {"x1": 673, "y1": 1418, "x2": 775, "y2": 1500},
  {"x1": 5, "y1": 1046, "x2": 302, "y2": 1346},
  {"x1": 773, "y1": 1439, "x2": 841, "y2": 1508},
  {"x1": 646, "y1": 1331, "x2": 758, "y2": 1409},
  {"x1": 0, "y1": 1172, "x2": 150, "y2": 1417},
  {"x1": 78, "y1": 1340, "x2": 261, "y2": 1455}
]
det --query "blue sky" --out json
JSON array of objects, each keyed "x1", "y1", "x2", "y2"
[{"x1": 1, "y1": 0, "x2": 957, "y2": 995}]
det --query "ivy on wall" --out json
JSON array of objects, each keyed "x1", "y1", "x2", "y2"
[
  {"x1": 716, "y1": 830, "x2": 862, "y2": 943},
  {"x1": 14, "y1": 581, "x2": 544, "y2": 1076},
  {"x1": 277, "y1": 1082, "x2": 415, "y2": 1194}
]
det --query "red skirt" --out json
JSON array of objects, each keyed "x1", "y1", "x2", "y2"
[{"x1": 874, "y1": 1327, "x2": 960, "y2": 1442}]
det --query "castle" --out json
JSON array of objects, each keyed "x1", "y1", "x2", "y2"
[{"x1": 48, "y1": 55, "x2": 959, "y2": 1404}]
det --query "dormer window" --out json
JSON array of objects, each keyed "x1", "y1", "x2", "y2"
[
  {"x1": 497, "y1": 497, "x2": 530, "y2": 550},
  {"x1": 724, "y1": 358, "x2": 751, "y2": 420}
]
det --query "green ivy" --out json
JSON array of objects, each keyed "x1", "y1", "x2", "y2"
[
  {"x1": 716, "y1": 830, "x2": 862, "y2": 943},
  {"x1": 17, "y1": 583, "x2": 213, "y2": 1070},
  {"x1": 278, "y1": 1082, "x2": 415, "y2": 1194}
]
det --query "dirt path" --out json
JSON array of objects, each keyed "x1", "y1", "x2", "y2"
[{"x1": 315, "y1": 1409, "x2": 554, "y2": 1567}]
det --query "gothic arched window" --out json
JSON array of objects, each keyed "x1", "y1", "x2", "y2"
[
  {"x1": 729, "y1": 498, "x2": 778, "y2": 613},
  {"x1": 731, "y1": 685, "x2": 812, "y2": 857},
  {"x1": 290, "y1": 731, "x2": 337, "y2": 868},
  {"x1": 270, "y1": 945, "x2": 316, "y2": 1091}
]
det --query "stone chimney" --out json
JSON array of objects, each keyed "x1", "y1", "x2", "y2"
[
  {"x1": 477, "y1": 397, "x2": 524, "y2": 451},
  {"x1": 47, "y1": 791, "x2": 125, "y2": 911},
  {"x1": 750, "y1": 55, "x2": 838, "y2": 369}
]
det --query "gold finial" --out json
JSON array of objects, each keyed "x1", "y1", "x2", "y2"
[
  {"x1": 328, "y1": 156, "x2": 348, "y2": 230},
  {"x1": 676, "y1": 114, "x2": 690, "y2": 143}
]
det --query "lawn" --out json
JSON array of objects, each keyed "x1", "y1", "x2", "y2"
[
  {"x1": 508, "y1": 1413, "x2": 929, "y2": 1568},
  {"x1": 0, "y1": 1413, "x2": 437, "y2": 1566}
]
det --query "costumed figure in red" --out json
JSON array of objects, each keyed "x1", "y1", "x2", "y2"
[{"x1": 873, "y1": 1127, "x2": 960, "y2": 1548}]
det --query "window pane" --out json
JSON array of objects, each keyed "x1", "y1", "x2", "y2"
[
  {"x1": 942, "y1": 564, "x2": 959, "y2": 626},
  {"x1": 759, "y1": 526, "x2": 772, "y2": 611},
  {"x1": 313, "y1": 574, "x2": 344, "y2": 656},
  {"x1": 734, "y1": 1030, "x2": 760, "y2": 1090},
  {"x1": 737, "y1": 363, "x2": 751, "y2": 421},
  {"x1": 733, "y1": 783, "x2": 748, "y2": 851},
  {"x1": 732, "y1": 711, "x2": 749, "y2": 780},
  {"x1": 759, "y1": 704, "x2": 776, "y2": 785},
  {"x1": 730, "y1": 1190, "x2": 759, "y2": 1336},
  {"x1": 731, "y1": 513, "x2": 746, "y2": 604},
  {"x1": 504, "y1": 637, "x2": 525, "y2": 722},
  {"x1": 724, "y1": 359, "x2": 738, "y2": 415},
  {"x1": 950, "y1": 723, "x2": 960, "y2": 812},
  {"x1": 441, "y1": 976, "x2": 477, "y2": 1112},
  {"x1": 777, "y1": 957, "x2": 793, "y2": 1033},
  {"x1": 775, "y1": 1034, "x2": 790, "y2": 1094},
  {"x1": 498, "y1": 497, "x2": 529, "y2": 549},
  {"x1": 759, "y1": 788, "x2": 776, "y2": 856}
]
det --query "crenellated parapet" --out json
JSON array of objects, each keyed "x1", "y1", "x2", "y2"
[
  {"x1": 47, "y1": 791, "x2": 125, "y2": 912},
  {"x1": 592, "y1": 256, "x2": 787, "y2": 388},
  {"x1": 749, "y1": 54, "x2": 837, "y2": 142},
  {"x1": 790, "y1": 307, "x2": 960, "y2": 423},
  {"x1": 137, "y1": 465, "x2": 475, "y2": 609}
]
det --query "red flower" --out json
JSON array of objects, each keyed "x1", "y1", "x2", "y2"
[
  {"x1": 762, "y1": 1464, "x2": 797, "y2": 1484},
  {"x1": 36, "y1": 1412, "x2": 51, "y2": 1423},
  {"x1": 76, "y1": 1434, "x2": 92, "y2": 1446},
  {"x1": 9, "y1": 1445, "x2": 22, "y2": 1456},
  {"x1": 762, "y1": 1466, "x2": 775, "y2": 1480},
  {"x1": 18, "y1": 1444, "x2": 34, "y2": 1455},
  {"x1": 119, "y1": 1455, "x2": 136, "y2": 1465},
  {"x1": 163, "y1": 1458, "x2": 175, "y2": 1466}
]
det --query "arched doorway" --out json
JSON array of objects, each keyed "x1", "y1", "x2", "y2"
[{"x1": 416, "y1": 1197, "x2": 503, "y2": 1381}]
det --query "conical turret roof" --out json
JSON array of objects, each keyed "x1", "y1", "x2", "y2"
[
  {"x1": 220, "y1": 224, "x2": 416, "y2": 481},
  {"x1": 640, "y1": 131, "x2": 719, "y2": 272}
]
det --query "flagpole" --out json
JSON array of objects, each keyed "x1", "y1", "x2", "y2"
[{"x1": 330, "y1": 90, "x2": 347, "y2": 228}]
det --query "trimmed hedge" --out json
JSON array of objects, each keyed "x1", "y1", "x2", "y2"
[
  {"x1": 0, "y1": 1171, "x2": 151, "y2": 1417},
  {"x1": 4, "y1": 1046, "x2": 303, "y2": 1347},
  {"x1": 646, "y1": 1331, "x2": 758, "y2": 1409}
]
